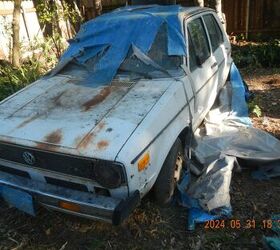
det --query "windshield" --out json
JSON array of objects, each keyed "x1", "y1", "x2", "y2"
[
  {"x1": 117, "y1": 24, "x2": 183, "y2": 79},
  {"x1": 57, "y1": 24, "x2": 183, "y2": 83}
]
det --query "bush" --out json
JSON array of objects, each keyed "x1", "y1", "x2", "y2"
[
  {"x1": 0, "y1": 36, "x2": 63, "y2": 102},
  {"x1": 0, "y1": 59, "x2": 42, "y2": 101},
  {"x1": 232, "y1": 39, "x2": 280, "y2": 68}
]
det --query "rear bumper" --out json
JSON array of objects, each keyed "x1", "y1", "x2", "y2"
[{"x1": 0, "y1": 171, "x2": 140, "y2": 225}]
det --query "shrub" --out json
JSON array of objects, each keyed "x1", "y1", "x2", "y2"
[
  {"x1": 232, "y1": 39, "x2": 280, "y2": 68},
  {"x1": 0, "y1": 59, "x2": 42, "y2": 101}
]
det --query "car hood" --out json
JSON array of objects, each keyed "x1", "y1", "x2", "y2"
[{"x1": 0, "y1": 75, "x2": 172, "y2": 160}]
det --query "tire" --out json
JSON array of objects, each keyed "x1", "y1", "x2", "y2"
[{"x1": 153, "y1": 138, "x2": 184, "y2": 206}]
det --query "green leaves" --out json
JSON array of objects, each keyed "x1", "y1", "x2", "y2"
[
  {"x1": 0, "y1": 60, "x2": 42, "y2": 101},
  {"x1": 248, "y1": 100, "x2": 262, "y2": 117},
  {"x1": 232, "y1": 39, "x2": 280, "y2": 69}
]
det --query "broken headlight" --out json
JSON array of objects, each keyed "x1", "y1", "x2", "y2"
[{"x1": 92, "y1": 161, "x2": 125, "y2": 189}]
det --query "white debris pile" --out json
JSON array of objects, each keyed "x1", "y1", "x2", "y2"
[{"x1": 188, "y1": 81, "x2": 280, "y2": 212}]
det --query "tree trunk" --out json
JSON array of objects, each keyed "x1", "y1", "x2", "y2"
[
  {"x1": 12, "y1": 0, "x2": 22, "y2": 67},
  {"x1": 82, "y1": 0, "x2": 102, "y2": 21},
  {"x1": 215, "y1": 0, "x2": 222, "y2": 19},
  {"x1": 94, "y1": 0, "x2": 102, "y2": 16},
  {"x1": 194, "y1": 0, "x2": 204, "y2": 7}
]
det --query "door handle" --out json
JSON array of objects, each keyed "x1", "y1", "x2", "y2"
[{"x1": 211, "y1": 62, "x2": 218, "y2": 69}]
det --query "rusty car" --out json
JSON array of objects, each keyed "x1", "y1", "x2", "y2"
[{"x1": 0, "y1": 5, "x2": 232, "y2": 224}]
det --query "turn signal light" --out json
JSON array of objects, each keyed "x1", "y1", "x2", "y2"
[
  {"x1": 138, "y1": 152, "x2": 150, "y2": 171},
  {"x1": 59, "y1": 201, "x2": 81, "y2": 212}
]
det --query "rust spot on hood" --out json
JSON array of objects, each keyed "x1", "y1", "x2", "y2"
[
  {"x1": 97, "y1": 140, "x2": 109, "y2": 150},
  {"x1": 82, "y1": 87, "x2": 112, "y2": 111},
  {"x1": 77, "y1": 132, "x2": 96, "y2": 149},
  {"x1": 97, "y1": 121, "x2": 106, "y2": 130},
  {"x1": 44, "y1": 129, "x2": 63, "y2": 144},
  {"x1": 75, "y1": 121, "x2": 106, "y2": 149},
  {"x1": 35, "y1": 142, "x2": 58, "y2": 152}
]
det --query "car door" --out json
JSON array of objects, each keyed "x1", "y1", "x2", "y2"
[
  {"x1": 185, "y1": 16, "x2": 219, "y2": 129},
  {"x1": 203, "y1": 13, "x2": 231, "y2": 88}
]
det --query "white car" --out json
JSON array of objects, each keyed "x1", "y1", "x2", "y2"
[{"x1": 0, "y1": 5, "x2": 232, "y2": 224}]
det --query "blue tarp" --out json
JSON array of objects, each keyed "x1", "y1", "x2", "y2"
[
  {"x1": 230, "y1": 63, "x2": 252, "y2": 126},
  {"x1": 0, "y1": 186, "x2": 36, "y2": 216},
  {"x1": 263, "y1": 214, "x2": 280, "y2": 250},
  {"x1": 54, "y1": 5, "x2": 187, "y2": 85},
  {"x1": 179, "y1": 63, "x2": 249, "y2": 231}
]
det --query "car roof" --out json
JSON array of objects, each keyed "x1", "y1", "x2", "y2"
[{"x1": 99, "y1": 5, "x2": 215, "y2": 21}]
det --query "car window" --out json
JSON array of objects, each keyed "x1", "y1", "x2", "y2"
[
  {"x1": 203, "y1": 14, "x2": 224, "y2": 52},
  {"x1": 118, "y1": 24, "x2": 182, "y2": 76},
  {"x1": 187, "y1": 18, "x2": 210, "y2": 67},
  {"x1": 187, "y1": 30, "x2": 198, "y2": 72}
]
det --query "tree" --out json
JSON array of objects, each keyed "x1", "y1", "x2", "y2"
[
  {"x1": 215, "y1": 0, "x2": 223, "y2": 19},
  {"x1": 81, "y1": 0, "x2": 102, "y2": 21},
  {"x1": 12, "y1": 0, "x2": 22, "y2": 67},
  {"x1": 194, "y1": 0, "x2": 204, "y2": 7}
]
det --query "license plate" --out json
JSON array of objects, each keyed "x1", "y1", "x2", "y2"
[{"x1": 0, "y1": 186, "x2": 36, "y2": 216}]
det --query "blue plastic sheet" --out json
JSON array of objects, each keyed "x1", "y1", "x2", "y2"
[
  {"x1": 177, "y1": 173, "x2": 232, "y2": 231},
  {"x1": 54, "y1": 5, "x2": 187, "y2": 85},
  {"x1": 263, "y1": 214, "x2": 280, "y2": 250},
  {"x1": 0, "y1": 186, "x2": 36, "y2": 216},
  {"x1": 230, "y1": 63, "x2": 252, "y2": 126},
  {"x1": 179, "y1": 63, "x2": 251, "y2": 231}
]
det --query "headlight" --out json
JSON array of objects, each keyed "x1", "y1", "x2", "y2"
[{"x1": 92, "y1": 161, "x2": 125, "y2": 189}]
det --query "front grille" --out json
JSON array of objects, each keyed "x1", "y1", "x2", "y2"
[
  {"x1": 45, "y1": 177, "x2": 88, "y2": 192},
  {"x1": 0, "y1": 165, "x2": 30, "y2": 179},
  {"x1": 0, "y1": 142, "x2": 126, "y2": 184}
]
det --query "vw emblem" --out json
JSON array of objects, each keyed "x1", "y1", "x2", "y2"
[{"x1": 22, "y1": 151, "x2": 36, "y2": 165}]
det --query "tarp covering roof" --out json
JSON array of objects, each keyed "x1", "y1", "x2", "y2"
[{"x1": 53, "y1": 5, "x2": 187, "y2": 85}]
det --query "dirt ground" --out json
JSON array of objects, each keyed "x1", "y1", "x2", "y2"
[{"x1": 0, "y1": 68, "x2": 279, "y2": 250}]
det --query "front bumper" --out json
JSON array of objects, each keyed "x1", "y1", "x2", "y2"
[{"x1": 0, "y1": 171, "x2": 140, "y2": 225}]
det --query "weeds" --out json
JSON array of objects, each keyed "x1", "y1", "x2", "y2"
[
  {"x1": 0, "y1": 34, "x2": 63, "y2": 102},
  {"x1": 248, "y1": 99, "x2": 262, "y2": 117},
  {"x1": 0, "y1": 60, "x2": 42, "y2": 101}
]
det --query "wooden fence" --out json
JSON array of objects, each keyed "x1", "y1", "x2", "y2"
[
  {"x1": 101, "y1": 0, "x2": 280, "y2": 38},
  {"x1": 222, "y1": 0, "x2": 280, "y2": 38}
]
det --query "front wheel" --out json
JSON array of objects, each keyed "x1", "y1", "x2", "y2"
[{"x1": 153, "y1": 138, "x2": 184, "y2": 206}]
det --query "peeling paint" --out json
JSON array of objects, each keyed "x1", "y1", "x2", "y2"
[
  {"x1": 16, "y1": 113, "x2": 42, "y2": 129},
  {"x1": 77, "y1": 132, "x2": 96, "y2": 149},
  {"x1": 76, "y1": 121, "x2": 106, "y2": 149},
  {"x1": 97, "y1": 121, "x2": 106, "y2": 130},
  {"x1": 97, "y1": 140, "x2": 109, "y2": 150},
  {"x1": 82, "y1": 87, "x2": 112, "y2": 111},
  {"x1": 44, "y1": 129, "x2": 63, "y2": 144},
  {"x1": 35, "y1": 142, "x2": 58, "y2": 151}
]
